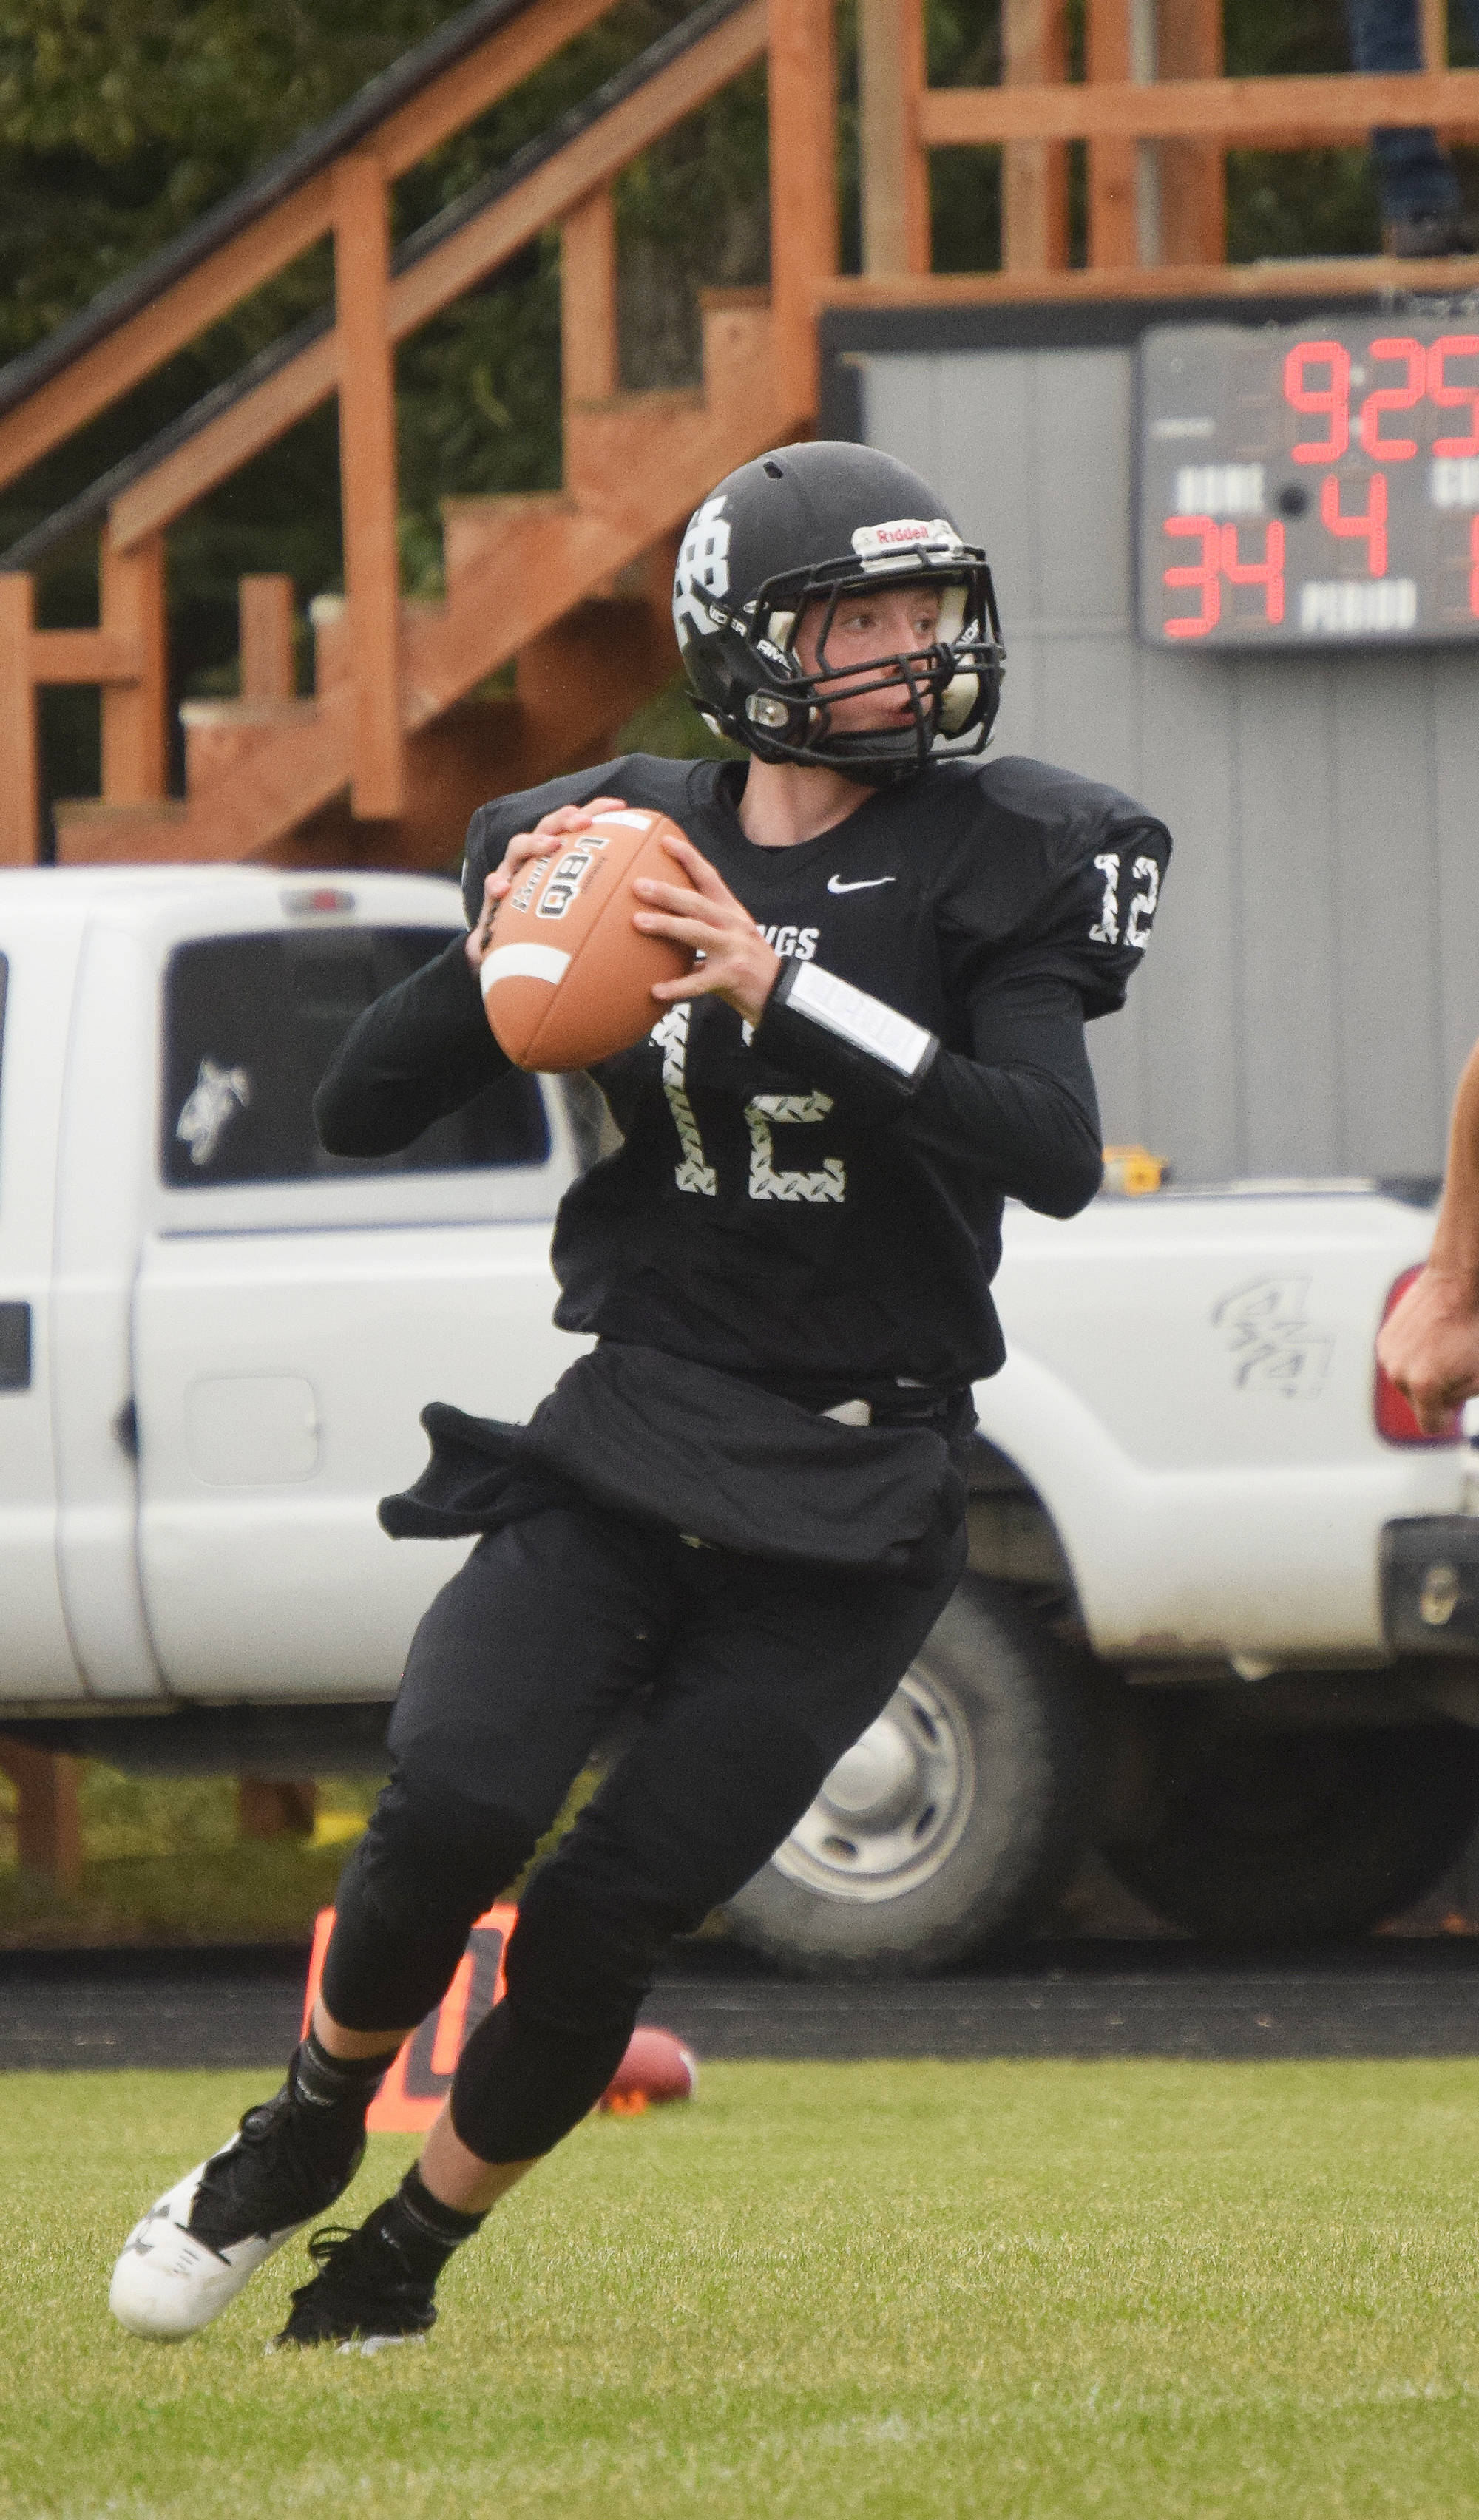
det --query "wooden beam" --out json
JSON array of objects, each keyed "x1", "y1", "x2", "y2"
[
  {"x1": 28, "y1": 628, "x2": 141, "y2": 684},
  {"x1": 1156, "y1": 0, "x2": 1224, "y2": 265},
  {"x1": 1002, "y1": 0, "x2": 1069, "y2": 276},
  {"x1": 110, "y1": 334, "x2": 339, "y2": 557},
  {"x1": 857, "y1": 0, "x2": 930, "y2": 277},
  {"x1": 768, "y1": 0, "x2": 837, "y2": 416},
  {"x1": 239, "y1": 575, "x2": 297, "y2": 701},
  {"x1": 0, "y1": 1742, "x2": 81, "y2": 1892},
  {"x1": 237, "y1": 1778, "x2": 317, "y2": 1840},
  {"x1": 816, "y1": 250, "x2": 1479, "y2": 305},
  {"x1": 1421, "y1": 0, "x2": 1449, "y2": 72},
  {"x1": 1086, "y1": 0, "x2": 1139, "y2": 269},
  {"x1": 109, "y1": 0, "x2": 770, "y2": 554},
  {"x1": 376, "y1": 0, "x2": 615, "y2": 182},
  {"x1": 561, "y1": 187, "x2": 618, "y2": 405},
  {"x1": 0, "y1": 0, "x2": 617, "y2": 503},
  {"x1": 915, "y1": 67, "x2": 1479, "y2": 147},
  {"x1": 0, "y1": 576, "x2": 38, "y2": 866},
  {"x1": 390, "y1": 0, "x2": 768, "y2": 336},
  {"x1": 0, "y1": 180, "x2": 334, "y2": 504},
  {"x1": 100, "y1": 525, "x2": 167, "y2": 802},
  {"x1": 333, "y1": 154, "x2": 403, "y2": 821}
]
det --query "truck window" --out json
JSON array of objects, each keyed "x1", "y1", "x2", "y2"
[{"x1": 160, "y1": 929, "x2": 549, "y2": 1188}]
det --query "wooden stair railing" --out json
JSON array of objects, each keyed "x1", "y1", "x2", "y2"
[
  {"x1": 5, "y1": 0, "x2": 1479, "y2": 872},
  {"x1": 0, "y1": 0, "x2": 836, "y2": 870}
]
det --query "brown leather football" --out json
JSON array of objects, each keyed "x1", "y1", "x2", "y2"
[{"x1": 478, "y1": 808, "x2": 695, "y2": 1071}]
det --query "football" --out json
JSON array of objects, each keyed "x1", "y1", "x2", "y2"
[
  {"x1": 479, "y1": 807, "x2": 694, "y2": 1071},
  {"x1": 598, "y1": 2025, "x2": 699, "y2": 2113}
]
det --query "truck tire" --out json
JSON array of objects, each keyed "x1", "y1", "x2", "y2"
[
  {"x1": 722, "y1": 1577, "x2": 1086, "y2": 1977},
  {"x1": 1098, "y1": 1718, "x2": 1479, "y2": 1943}
]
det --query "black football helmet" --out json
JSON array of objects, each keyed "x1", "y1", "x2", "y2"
[{"x1": 671, "y1": 440, "x2": 1005, "y2": 786}]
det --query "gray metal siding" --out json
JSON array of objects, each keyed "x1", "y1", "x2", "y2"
[{"x1": 859, "y1": 347, "x2": 1479, "y2": 1183}]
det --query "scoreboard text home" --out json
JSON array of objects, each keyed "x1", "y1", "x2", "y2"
[{"x1": 1138, "y1": 319, "x2": 1479, "y2": 648}]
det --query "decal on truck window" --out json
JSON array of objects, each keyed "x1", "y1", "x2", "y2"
[
  {"x1": 175, "y1": 1057, "x2": 252, "y2": 1168},
  {"x1": 160, "y1": 928, "x2": 550, "y2": 1189}
]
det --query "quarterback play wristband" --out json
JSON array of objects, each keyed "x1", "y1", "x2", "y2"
[{"x1": 755, "y1": 955, "x2": 940, "y2": 1116}]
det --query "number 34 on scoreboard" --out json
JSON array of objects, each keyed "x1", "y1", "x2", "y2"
[{"x1": 1137, "y1": 319, "x2": 1479, "y2": 648}]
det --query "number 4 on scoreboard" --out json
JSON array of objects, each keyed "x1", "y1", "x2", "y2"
[{"x1": 1164, "y1": 516, "x2": 1286, "y2": 637}]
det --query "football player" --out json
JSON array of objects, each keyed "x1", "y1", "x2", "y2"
[{"x1": 110, "y1": 440, "x2": 1171, "y2": 2351}]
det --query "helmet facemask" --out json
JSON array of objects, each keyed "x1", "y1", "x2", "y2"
[{"x1": 695, "y1": 552, "x2": 1006, "y2": 788}]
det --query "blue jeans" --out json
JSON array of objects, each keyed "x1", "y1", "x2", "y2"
[{"x1": 1345, "y1": 0, "x2": 1479, "y2": 220}]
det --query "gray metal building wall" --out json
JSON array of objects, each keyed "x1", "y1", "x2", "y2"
[{"x1": 854, "y1": 339, "x2": 1479, "y2": 1185}]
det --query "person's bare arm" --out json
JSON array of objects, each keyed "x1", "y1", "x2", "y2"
[{"x1": 1376, "y1": 1037, "x2": 1479, "y2": 1431}]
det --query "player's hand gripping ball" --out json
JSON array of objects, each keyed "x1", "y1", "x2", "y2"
[{"x1": 478, "y1": 807, "x2": 697, "y2": 1071}]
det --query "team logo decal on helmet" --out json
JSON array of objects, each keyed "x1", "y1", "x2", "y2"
[
  {"x1": 674, "y1": 495, "x2": 733, "y2": 637},
  {"x1": 671, "y1": 442, "x2": 1005, "y2": 787}
]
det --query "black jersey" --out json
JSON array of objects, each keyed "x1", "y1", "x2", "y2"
[{"x1": 317, "y1": 750, "x2": 1170, "y2": 1395}]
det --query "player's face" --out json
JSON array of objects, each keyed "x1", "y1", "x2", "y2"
[{"x1": 793, "y1": 585, "x2": 944, "y2": 733}]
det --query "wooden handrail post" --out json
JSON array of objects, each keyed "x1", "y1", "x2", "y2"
[
  {"x1": 768, "y1": 0, "x2": 838, "y2": 419},
  {"x1": 857, "y1": 0, "x2": 929, "y2": 277},
  {"x1": 239, "y1": 575, "x2": 297, "y2": 701},
  {"x1": 1086, "y1": 0, "x2": 1140, "y2": 267},
  {"x1": 333, "y1": 151, "x2": 405, "y2": 820},
  {"x1": 1421, "y1": 0, "x2": 1449, "y2": 70},
  {"x1": 561, "y1": 186, "x2": 619, "y2": 404},
  {"x1": 0, "y1": 576, "x2": 38, "y2": 866},
  {"x1": 1157, "y1": 0, "x2": 1224, "y2": 265},
  {"x1": 100, "y1": 521, "x2": 167, "y2": 803},
  {"x1": 0, "y1": 1742, "x2": 82, "y2": 1893},
  {"x1": 1003, "y1": 0, "x2": 1069, "y2": 274}
]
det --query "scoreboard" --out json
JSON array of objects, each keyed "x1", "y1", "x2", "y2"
[{"x1": 1137, "y1": 317, "x2": 1479, "y2": 648}]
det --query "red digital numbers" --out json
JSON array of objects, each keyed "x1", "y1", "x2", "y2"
[
  {"x1": 1163, "y1": 518, "x2": 1285, "y2": 635},
  {"x1": 1285, "y1": 339, "x2": 1351, "y2": 464},
  {"x1": 1430, "y1": 336, "x2": 1479, "y2": 460},
  {"x1": 1219, "y1": 521, "x2": 1285, "y2": 622},
  {"x1": 1284, "y1": 332, "x2": 1479, "y2": 461},
  {"x1": 1320, "y1": 471, "x2": 1387, "y2": 576},
  {"x1": 1162, "y1": 516, "x2": 1220, "y2": 637},
  {"x1": 1358, "y1": 336, "x2": 1424, "y2": 459}
]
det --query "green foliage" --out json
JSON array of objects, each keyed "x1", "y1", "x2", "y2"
[{"x1": 8, "y1": 2058, "x2": 1479, "y2": 2515}]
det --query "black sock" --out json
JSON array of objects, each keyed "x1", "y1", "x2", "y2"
[
  {"x1": 290, "y1": 2030, "x2": 393, "y2": 2118},
  {"x1": 372, "y1": 2167, "x2": 486, "y2": 2289}
]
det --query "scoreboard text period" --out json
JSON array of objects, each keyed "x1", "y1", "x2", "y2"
[{"x1": 1137, "y1": 317, "x2": 1479, "y2": 648}]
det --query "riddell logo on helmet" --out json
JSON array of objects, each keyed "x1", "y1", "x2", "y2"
[{"x1": 852, "y1": 517, "x2": 963, "y2": 566}]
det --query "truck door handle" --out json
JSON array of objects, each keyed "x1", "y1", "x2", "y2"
[{"x1": 0, "y1": 1302, "x2": 30, "y2": 1391}]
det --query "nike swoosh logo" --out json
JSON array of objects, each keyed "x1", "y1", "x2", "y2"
[{"x1": 826, "y1": 875, "x2": 896, "y2": 895}]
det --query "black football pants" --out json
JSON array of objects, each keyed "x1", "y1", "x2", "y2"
[{"x1": 321, "y1": 1503, "x2": 961, "y2": 2161}]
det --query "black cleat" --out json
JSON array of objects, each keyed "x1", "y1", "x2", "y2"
[
  {"x1": 271, "y1": 2220, "x2": 439, "y2": 2354},
  {"x1": 188, "y1": 2084, "x2": 367, "y2": 2255}
]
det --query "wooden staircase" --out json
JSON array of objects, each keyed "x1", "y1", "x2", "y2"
[
  {"x1": 55, "y1": 292, "x2": 794, "y2": 873},
  {"x1": 7, "y1": 0, "x2": 1476, "y2": 875},
  {"x1": 0, "y1": 0, "x2": 835, "y2": 872}
]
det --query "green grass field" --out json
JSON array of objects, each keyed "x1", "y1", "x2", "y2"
[{"x1": 5, "y1": 2058, "x2": 1479, "y2": 2519}]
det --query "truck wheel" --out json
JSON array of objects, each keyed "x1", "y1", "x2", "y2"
[
  {"x1": 1098, "y1": 1719, "x2": 1479, "y2": 1943},
  {"x1": 722, "y1": 1577, "x2": 1086, "y2": 1977}
]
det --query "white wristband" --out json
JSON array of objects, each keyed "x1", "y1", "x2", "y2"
[{"x1": 784, "y1": 961, "x2": 935, "y2": 1080}]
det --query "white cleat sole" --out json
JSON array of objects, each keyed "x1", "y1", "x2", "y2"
[{"x1": 109, "y1": 2155, "x2": 299, "y2": 2341}]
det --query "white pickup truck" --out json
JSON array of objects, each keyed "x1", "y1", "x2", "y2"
[{"x1": 4, "y1": 864, "x2": 1477, "y2": 1967}]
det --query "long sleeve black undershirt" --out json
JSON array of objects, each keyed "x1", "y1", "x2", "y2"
[
  {"x1": 314, "y1": 931, "x2": 1103, "y2": 1219},
  {"x1": 314, "y1": 935, "x2": 509, "y2": 1157}
]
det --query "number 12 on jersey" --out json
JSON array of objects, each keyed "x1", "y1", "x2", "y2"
[
  {"x1": 1089, "y1": 852, "x2": 1160, "y2": 949},
  {"x1": 653, "y1": 1004, "x2": 847, "y2": 1205}
]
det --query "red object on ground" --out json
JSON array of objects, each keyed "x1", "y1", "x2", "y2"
[
  {"x1": 598, "y1": 2025, "x2": 698, "y2": 2113},
  {"x1": 302, "y1": 1908, "x2": 697, "y2": 2131}
]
